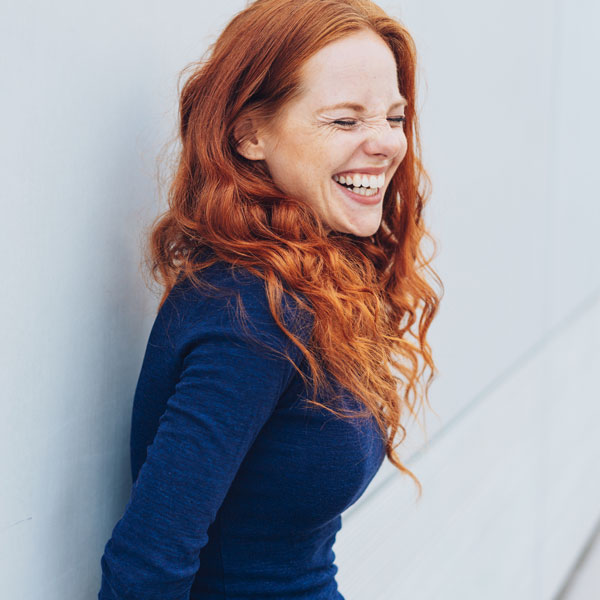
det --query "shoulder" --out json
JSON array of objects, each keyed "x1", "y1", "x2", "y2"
[{"x1": 157, "y1": 259, "x2": 313, "y2": 359}]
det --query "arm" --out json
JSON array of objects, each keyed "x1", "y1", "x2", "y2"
[{"x1": 98, "y1": 270, "x2": 311, "y2": 600}]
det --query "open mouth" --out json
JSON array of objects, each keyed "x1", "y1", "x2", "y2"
[
  {"x1": 333, "y1": 173, "x2": 384, "y2": 194},
  {"x1": 332, "y1": 174, "x2": 383, "y2": 204},
  {"x1": 335, "y1": 180, "x2": 379, "y2": 196},
  {"x1": 332, "y1": 178, "x2": 382, "y2": 204}
]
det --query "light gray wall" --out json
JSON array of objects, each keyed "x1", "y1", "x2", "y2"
[
  {"x1": 336, "y1": 1, "x2": 600, "y2": 599},
  {"x1": 1, "y1": 1, "x2": 597, "y2": 599},
  {"x1": 0, "y1": 2, "x2": 248, "y2": 598}
]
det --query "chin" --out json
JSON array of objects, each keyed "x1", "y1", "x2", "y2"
[{"x1": 339, "y1": 216, "x2": 382, "y2": 237}]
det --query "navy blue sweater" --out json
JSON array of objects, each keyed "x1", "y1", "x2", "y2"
[{"x1": 98, "y1": 258, "x2": 386, "y2": 599}]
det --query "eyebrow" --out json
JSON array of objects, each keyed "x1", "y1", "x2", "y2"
[{"x1": 317, "y1": 98, "x2": 408, "y2": 113}]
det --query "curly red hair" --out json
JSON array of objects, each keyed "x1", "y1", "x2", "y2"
[{"x1": 145, "y1": 0, "x2": 443, "y2": 498}]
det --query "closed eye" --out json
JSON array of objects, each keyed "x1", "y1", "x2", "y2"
[{"x1": 333, "y1": 116, "x2": 406, "y2": 128}]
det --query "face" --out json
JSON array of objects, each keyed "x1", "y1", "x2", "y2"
[{"x1": 240, "y1": 29, "x2": 408, "y2": 236}]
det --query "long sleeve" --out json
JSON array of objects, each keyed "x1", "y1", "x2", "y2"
[{"x1": 98, "y1": 266, "x2": 312, "y2": 600}]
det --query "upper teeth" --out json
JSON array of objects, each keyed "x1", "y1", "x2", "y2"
[{"x1": 333, "y1": 173, "x2": 385, "y2": 189}]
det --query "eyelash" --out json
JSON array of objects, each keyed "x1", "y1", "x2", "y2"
[{"x1": 333, "y1": 117, "x2": 406, "y2": 128}]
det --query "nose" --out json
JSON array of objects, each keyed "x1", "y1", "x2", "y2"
[{"x1": 363, "y1": 121, "x2": 407, "y2": 159}]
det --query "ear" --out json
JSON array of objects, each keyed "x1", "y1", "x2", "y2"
[{"x1": 233, "y1": 116, "x2": 268, "y2": 161}]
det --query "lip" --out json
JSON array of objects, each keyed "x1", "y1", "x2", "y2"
[
  {"x1": 333, "y1": 178, "x2": 382, "y2": 206},
  {"x1": 334, "y1": 166, "x2": 388, "y2": 176}
]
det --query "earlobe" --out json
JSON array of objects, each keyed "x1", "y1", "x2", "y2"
[
  {"x1": 238, "y1": 138, "x2": 266, "y2": 161},
  {"x1": 234, "y1": 117, "x2": 267, "y2": 161}
]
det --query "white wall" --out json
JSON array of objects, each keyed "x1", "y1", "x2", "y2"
[
  {"x1": 1, "y1": 1, "x2": 597, "y2": 599},
  {"x1": 336, "y1": 1, "x2": 600, "y2": 599},
  {"x1": 0, "y1": 2, "x2": 248, "y2": 598}
]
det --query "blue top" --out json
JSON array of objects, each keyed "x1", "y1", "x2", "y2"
[{"x1": 98, "y1": 258, "x2": 386, "y2": 600}]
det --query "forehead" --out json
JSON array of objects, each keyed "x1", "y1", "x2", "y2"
[{"x1": 297, "y1": 29, "x2": 402, "y2": 110}]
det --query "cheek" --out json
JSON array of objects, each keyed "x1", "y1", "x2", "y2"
[
  {"x1": 398, "y1": 133, "x2": 409, "y2": 162},
  {"x1": 269, "y1": 124, "x2": 343, "y2": 184},
  {"x1": 283, "y1": 134, "x2": 324, "y2": 170}
]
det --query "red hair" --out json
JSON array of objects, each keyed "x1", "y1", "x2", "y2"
[{"x1": 146, "y1": 0, "x2": 443, "y2": 499}]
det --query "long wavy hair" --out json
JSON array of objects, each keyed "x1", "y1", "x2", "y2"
[{"x1": 145, "y1": 0, "x2": 443, "y2": 498}]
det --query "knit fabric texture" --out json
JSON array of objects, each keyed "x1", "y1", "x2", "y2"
[{"x1": 98, "y1": 258, "x2": 386, "y2": 599}]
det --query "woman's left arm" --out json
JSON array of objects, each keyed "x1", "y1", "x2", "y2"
[{"x1": 97, "y1": 273, "x2": 312, "y2": 600}]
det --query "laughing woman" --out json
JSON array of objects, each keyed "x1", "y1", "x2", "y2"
[{"x1": 98, "y1": 0, "x2": 441, "y2": 598}]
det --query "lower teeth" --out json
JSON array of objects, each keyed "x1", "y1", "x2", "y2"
[{"x1": 339, "y1": 183, "x2": 377, "y2": 196}]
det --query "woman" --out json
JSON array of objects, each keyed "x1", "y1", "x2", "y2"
[{"x1": 98, "y1": 0, "x2": 441, "y2": 598}]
